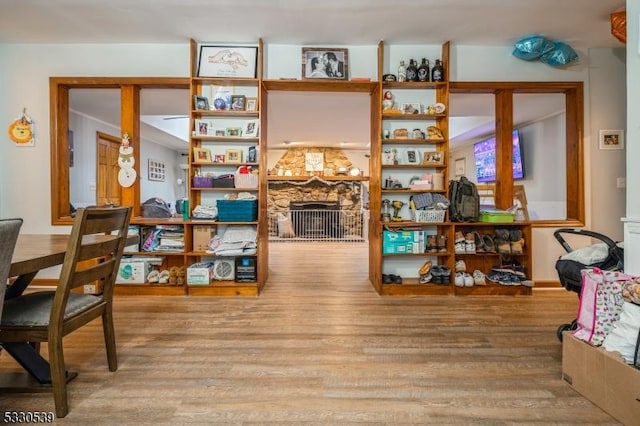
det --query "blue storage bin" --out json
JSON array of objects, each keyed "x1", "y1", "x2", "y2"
[{"x1": 216, "y1": 199, "x2": 258, "y2": 222}]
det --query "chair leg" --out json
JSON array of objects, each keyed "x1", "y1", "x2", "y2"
[
  {"x1": 102, "y1": 309, "x2": 118, "y2": 372},
  {"x1": 48, "y1": 337, "x2": 69, "y2": 418}
]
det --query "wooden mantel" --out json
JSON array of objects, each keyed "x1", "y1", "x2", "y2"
[{"x1": 267, "y1": 175, "x2": 369, "y2": 182}]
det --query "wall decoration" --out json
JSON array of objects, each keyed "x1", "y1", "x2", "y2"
[
  {"x1": 225, "y1": 149, "x2": 243, "y2": 164},
  {"x1": 599, "y1": 129, "x2": 624, "y2": 150},
  {"x1": 246, "y1": 97, "x2": 258, "y2": 112},
  {"x1": 8, "y1": 109, "x2": 35, "y2": 146},
  {"x1": 148, "y1": 159, "x2": 166, "y2": 182},
  {"x1": 197, "y1": 45, "x2": 258, "y2": 78},
  {"x1": 302, "y1": 48, "x2": 349, "y2": 80},
  {"x1": 243, "y1": 119, "x2": 259, "y2": 138},
  {"x1": 193, "y1": 147, "x2": 212, "y2": 163},
  {"x1": 304, "y1": 152, "x2": 324, "y2": 172},
  {"x1": 454, "y1": 158, "x2": 466, "y2": 176},
  {"x1": 117, "y1": 132, "x2": 137, "y2": 187}
]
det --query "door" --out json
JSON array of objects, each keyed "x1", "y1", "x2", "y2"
[{"x1": 96, "y1": 131, "x2": 121, "y2": 206}]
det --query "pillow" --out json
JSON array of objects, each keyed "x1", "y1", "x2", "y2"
[
  {"x1": 602, "y1": 301, "x2": 640, "y2": 364},
  {"x1": 560, "y1": 243, "x2": 609, "y2": 265},
  {"x1": 221, "y1": 226, "x2": 256, "y2": 243}
]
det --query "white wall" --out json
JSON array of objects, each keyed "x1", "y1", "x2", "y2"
[{"x1": 0, "y1": 41, "x2": 628, "y2": 283}]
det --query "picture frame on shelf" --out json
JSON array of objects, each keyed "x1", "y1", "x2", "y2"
[
  {"x1": 401, "y1": 103, "x2": 421, "y2": 114},
  {"x1": 225, "y1": 127, "x2": 242, "y2": 137},
  {"x1": 214, "y1": 128, "x2": 226, "y2": 137},
  {"x1": 211, "y1": 86, "x2": 233, "y2": 111},
  {"x1": 243, "y1": 119, "x2": 259, "y2": 138},
  {"x1": 225, "y1": 149, "x2": 243, "y2": 164},
  {"x1": 598, "y1": 129, "x2": 624, "y2": 150},
  {"x1": 195, "y1": 119, "x2": 209, "y2": 136},
  {"x1": 247, "y1": 146, "x2": 257, "y2": 163},
  {"x1": 423, "y1": 151, "x2": 443, "y2": 166},
  {"x1": 197, "y1": 45, "x2": 258, "y2": 78},
  {"x1": 301, "y1": 48, "x2": 348, "y2": 80},
  {"x1": 246, "y1": 97, "x2": 258, "y2": 112},
  {"x1": 193, "y1": 147, "x2": 212, "y2": 164},
  {"x1": 214, "y1": 154, "x2": 225, "y2": 163},
  {"x1": 406, "y1": 149, "x2": 418, "y2": 164},
  {"x1": 304, "y1": 152, "x2": 324, "y2": 172},
  {"x1": 193, "y1": 95, "x2": 209, "y2": 111},
  {"x1": 382, "y1": 150, "x2": 395, "y2": 166},
  {"x1": 230, "y1": 95, "x2": 246, "y2": 111}
]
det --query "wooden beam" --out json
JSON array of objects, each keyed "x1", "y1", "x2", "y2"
[
  {"x1": 494, "y1": 89, "x2": 513, "y2": 210},
  {"x1": 120, "y1": 85, "x2": 140, "y2": 216}
]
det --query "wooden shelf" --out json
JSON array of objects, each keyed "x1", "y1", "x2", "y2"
[
  {"x1": 114, "y1": 284, "x2": 187, "y2": 296},
  {"x1": 262, "y1": 79, "x2": 378, "y2": 93},
  {"x1": 192, "y1": 162, "x2": 259, "y2": 167},
  {"x1": 191, "y1": 77, "x2": 259, "y2": 87},
  {"x1": 192, "y1": 136, "x2": 259, "y2": 143},
  {"x1": 382, "y1": 113, "x2": 445, "y2": 120},
  {"x1": 380, "y1": 283, "x2": 451, "y2": 296},
  {"x1": 190, "y1": 187, "x2": 258, "y2": 192},
  {"x1": 381, "y1": 164, "x2": 446, "y2": 169},
  {"x1": 383, "y1": 81, "x2": 447, "y2": 89},
  {"x1": 382, "y1": 138, "x2": 446, "y2": 144},
  {"x1": 187, "y1": 283, "x2": 259, "y2": 296},
  {"x1": 267, "y1": 175, "x2": 368, "y2": 182},
  {"x1": 381, "y1": 189, "x2": 447, "y2": 194},
  {"x1": 192, "y1": 110, "x2": 259, "y2": 118}
]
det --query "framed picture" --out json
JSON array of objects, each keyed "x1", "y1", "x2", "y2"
[
  {"x1": 197, "y1": 45, "x2": 258, "y2": 78},
  {"x1": 599, "y1": 129, "x2": 624, "y2": 150},
  {"x1": 214, "y1": 128, "x2": 226, "y2": 137},
  {"x1": 230, "y1": 95, "x2": 246, "y2": 111},
  {"x1": 246, "y1": 97, "x2": 258, "y2": 112},
  {"x1": 247, "y1": 146, "x2": 257, "y2": 163},
  {"x1": 226, "y1": 127, "x2": 242, "y2": 137},
  {"x1": 148, "y1": 159, "x2": 166, "y2": 182},
  {"x1": 454, "y1": 157, "x2": 466, "y2": 176},
  {"x1": 193, "y1": 147, "x2": 212, "y2": 163},
  {"x1": 195, "y1": 119, "x2": 210, "y2": 136},
  {"x1": 214, "y1": 154, "x2": 225, "y2": 163},
  {"x1": 243, "y1": 119, "x2": 259, "y2": 138},
  {"x1": 401, "y1": 103, "x2": 421, "y2": 114},
  {"x1": 302, "y1": 48, "x2": 349, "y2": 80},
  {"x1": 406, "y1": 149, "x2": 418, "y2": 164},
  {"x1": 225, "y1": 149, "x2": 243, "y2": 164},
  {"x1": 193, "y1": 95, "x2": 209, "y2": 111},
  {"x1": 304, "y1": 152, "x2": 324, "y2": 172}
]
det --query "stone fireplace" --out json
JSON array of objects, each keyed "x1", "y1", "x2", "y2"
[{"x1": 268, "y1": 147, "x2": 367, "y2": 240}]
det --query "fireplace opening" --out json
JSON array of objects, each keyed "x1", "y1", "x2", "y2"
[{"x1": 289, "y1": 201, "x2": 343, "y2": 239}]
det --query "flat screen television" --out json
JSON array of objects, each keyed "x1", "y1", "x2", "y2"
[{"x1": 473, "y1": 130, "x2": 524, "y2": 183}]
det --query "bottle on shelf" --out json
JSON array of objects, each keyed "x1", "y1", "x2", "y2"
[
  {"x1": 406, "y1": 59, "x2": 419, "y2": 82},
  {"x1": 418, "y1": 58, "x2": 430, "y2": 82},
  {"x1": 431, "y1": 59, "x2": 444, "y2": 82},
  {"x1": 398, "y1": 60, "x2": 406, "y2": 82}
]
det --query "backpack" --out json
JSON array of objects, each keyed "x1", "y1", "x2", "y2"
[
  {"x1": 141, "y1": 198, "x2": 172, "y2": 218},
  {"x1": 448, "y1": 176, "x2": 479, "y2": 222}
]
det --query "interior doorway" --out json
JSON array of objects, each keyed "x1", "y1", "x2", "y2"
[{"x1": 96, "y1": 132, "x2": 122, "y2": 206}]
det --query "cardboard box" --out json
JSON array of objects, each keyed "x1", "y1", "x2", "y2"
[
  {"x1": 116, "y1": 260, "x2": 153, "y2": 284},
  {"x1": 562, "y1": 333, "x2": 640, "y2": 425},
  {"x1": 193, "y1": 225, "x2": 215, "y2": 252},
  {"x1": 187, "y1": 262, "x2": 215, "y2": 285}
]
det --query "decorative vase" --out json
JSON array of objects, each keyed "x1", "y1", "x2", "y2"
[
  {"x1": 418, "y1": 58, "x2": 430, "y2": 82},
  {"x1": 406, "y1": 59, "x2": 419, "y2": 82}
]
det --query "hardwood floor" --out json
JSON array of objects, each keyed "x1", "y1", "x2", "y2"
[{"x1": 0, "y1": 243, "x2": 619, "y2": 424}]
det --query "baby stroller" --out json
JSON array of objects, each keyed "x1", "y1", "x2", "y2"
[{"x1": 553, "y1": 228, "x2": 624, "y2": 341}]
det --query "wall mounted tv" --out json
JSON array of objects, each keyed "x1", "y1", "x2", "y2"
[{"x1": 473, "y1": 130, "x2": 524, "y2": 183}]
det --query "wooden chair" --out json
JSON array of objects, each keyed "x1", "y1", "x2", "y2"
[
  {"x1": 0, "y1": 207, "x2": 131, "y2": 417},
  {"x1": 0, "y1": 218, "x2": 23, "y2": 320}
]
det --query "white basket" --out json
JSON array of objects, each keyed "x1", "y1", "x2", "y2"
[
  {"x1": 410, "y1": 209, "x2": 446, "y2": 223},
  {"x1": 234, "y1": 172, "x2": 259, "y2": 189}
]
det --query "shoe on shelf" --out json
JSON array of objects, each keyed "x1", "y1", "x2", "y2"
[
  {"x1": 472, "y1": 270, "x2": 486, "y2": 286},
  {"x1": 382, "y1": 274, "x2": 393, "y2": 284},
  {"x1": 464, "y1": 232, "x2": 476, "y2": 254},
  {"x1": 455, "y1": 240, "x2": 466, "y2": 254},
  {"x1": 158, "y1": 269, "x2": 170, "y2": 284},
  {"x1": 437, "y1": 234, "x2": 448, "y2": 253},
  {"x1": 431, "y1": 265, "x2": 443, "y2": 284},
  {"x1": 455, "y1": 272, "x2": 465, "y2": 287},
  {"x1": 419, "y1": 260, "x2": 433, "y2": 284},
  {"x1": 473, "y1": 231, "x2": 485, "y2": 252},
  {"x1": 391, "y1": 274, "x2": 403, "y2": 284},
  {"x1": 455, "y1": 259, "x2": 466, "y2": 273},
  {"x1": 482, "y1": 234, "x2": 496, "y2": 253},
  {"x1": 426, "y1": 234, "x2": 438, "y2": 253},
  {"x1": 454, "y1": 231, "x2": 465, "y2": 243},
  {"x1": 440, "y1": 266, "x2": 451, "y2": 284},
  {"x1": 147, "y1": 269, "x2": 160, "y2": 283},
  {"x1": 510, "y1": 229, "x2": 525, "y2": 255},
  {"x1": 495, "y1": 229, "x2": 511, "y2": 254},
  {"x1": 463, "y1": 273, "x2": 474, "y2": 287}
]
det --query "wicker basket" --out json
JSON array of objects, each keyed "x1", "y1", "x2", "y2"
[
  {"x1": 234, "y1": 172, "x2": 258, "y2": 189},
  {"x1": 410, "y1": 209, "x2": 446, "y2": 223}
]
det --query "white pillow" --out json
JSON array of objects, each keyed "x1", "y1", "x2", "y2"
[
  {"x1": 560, "y1": 243, "x2": 609, "y2": 265},
  {"x1": 221, "y1": 226, "x2": 256, "y2": 243},
  {"x1": 602, "y1": 301, "x2": 640, "y2": 363}
]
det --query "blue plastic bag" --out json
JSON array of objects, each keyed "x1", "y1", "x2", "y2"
[{"x1": 512, "y1": 35, "x2": 554, "y2": 60}]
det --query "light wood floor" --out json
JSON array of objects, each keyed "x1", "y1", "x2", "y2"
[{"x1": 0, "y1": 243, "x2": 619, "y2": 425}]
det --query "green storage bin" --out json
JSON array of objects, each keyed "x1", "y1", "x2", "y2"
[{"x1": 479, "y1": 209, "x2": 515, "y2": 223}]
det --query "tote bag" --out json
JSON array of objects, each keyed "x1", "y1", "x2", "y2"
[{"x1": 573, "y1": 268, "x2": 627, "y2": 346}]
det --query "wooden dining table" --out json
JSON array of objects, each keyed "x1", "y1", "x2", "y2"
[{"x1": 2, "y1": 233, "x2": 137, "y2": 387}]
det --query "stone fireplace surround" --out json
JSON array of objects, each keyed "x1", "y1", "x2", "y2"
[{"x1": 268, "y1": 147, "x2": 366, "y2": 238}]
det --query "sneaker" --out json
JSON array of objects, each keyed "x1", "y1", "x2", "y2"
[
  {"x1": 431, "y1": 265, "x2": 443, "y2": 284},
  {"x1": 472, "y1": 270, "x2": 486, "y2": 286},
  {"x1": 454, "y1": 231, "x2": 465, "y2": 243},
  {"x1": 440, "y1": 266, "x2": 451, "y2": 284},
  {"x1": 455, "y1": 272, "x2": 465, "y2": 287},
  {"x1": 482, "y1": 234, "x2": 496, "y2": 253},
  {"x1": 426, "y1": 235, "x2": 438, "y2": 253},
  {"x1": 436, "y1": 234, "x2": 447, "y2": 253},
  {"x1": 463, "y1": 273, "x2": 474, "y2": 287},
  {"x1": 464, "y1": 232, "x2": 476, "y2": 254},
  {"x1": 455, "y1": 240, "x2": 466, "y2": 254},
  {"x1": 419, "y1": 260, "x2": 433, "y2": 284},
  {"x1": 455, "y1": 259, "x2": 466, "y2": 272}
]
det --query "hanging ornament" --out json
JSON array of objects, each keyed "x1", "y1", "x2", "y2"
[
  {"x1": 8, "y1": 109, "x2": 35, "y2": 146},
  {"x1": 117, "y1": 132, "x2": 137, "y2": 187}
]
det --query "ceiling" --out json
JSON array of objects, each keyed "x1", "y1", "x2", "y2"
[{"x1": 18, "y1": 0, "x2": 624, "y2": 152}]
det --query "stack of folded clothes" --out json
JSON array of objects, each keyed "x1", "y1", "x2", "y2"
[{"x1": 206, "y1": 225, "x2": 257, "y2": 256}]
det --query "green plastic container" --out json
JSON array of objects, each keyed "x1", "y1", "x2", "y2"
[{"x1": 479, "y1": 209, "x2": 515, "y2": 223}]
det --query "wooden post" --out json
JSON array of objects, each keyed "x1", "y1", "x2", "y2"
[
  {"x1": 120, "y1": 85, "x2": 140, "y2": 216},
  {"x1": 494, "y1": 89, "x2": 513, "y2": 210}
]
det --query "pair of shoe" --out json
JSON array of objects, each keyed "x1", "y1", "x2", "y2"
[
  {"x1": 472, "y1": 270, "x2": 487, "y2": 286},
  {"x1": 148, "y1": 269, "x2": 170, "y2": 284},
  {"x1": 470, "y1": 231, "x2": 496, "y2": 253},
  {"x1": 455, "y1": 259, "x2": 466, "y2": 272},
  {"x1": 383, "y1": 273, "x2": 403, "y2": 284},
  {"x1": 495, "y1": 229, "x2": 525, "y2": 255},
  {"x1": 425, "y1": 235, "x2": 447, "y2": 253},
  {"x1": 419, "y1": 260, "x2": 432, "y2": 284},
  {"x1": 431, "y1": 265, "x2": 451, "y2": 285},
  {"x1": 455, "y1": 272, "x2": 474, "y2": 287},
  {"x1": 486, "y1": 270, "x2": 533, "y2": 286}
]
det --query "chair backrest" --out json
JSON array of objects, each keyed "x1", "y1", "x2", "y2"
[
  {"x1": 50, "y1": 207, "x2": 131, "y2": 322},
  {"x1": 0, "y1": 218, "x2": 23, "y2": 320}
]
